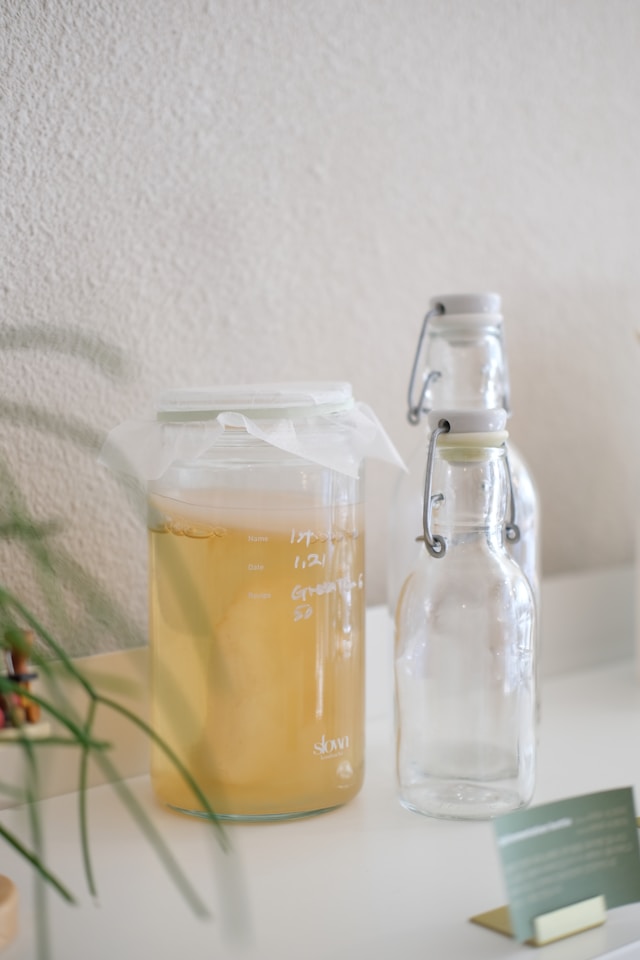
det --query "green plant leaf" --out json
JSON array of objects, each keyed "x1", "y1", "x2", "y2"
[{"x1": 0, "y1": 820, "x2": 76, "y2": 905}]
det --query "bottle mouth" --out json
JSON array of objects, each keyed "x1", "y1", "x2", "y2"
[
  {"x1": 156, "y1": 382, "x2": 355, "y2": 422},
  {"x1": 436, "y1": 441, "x2": 507, "y2": 463}
]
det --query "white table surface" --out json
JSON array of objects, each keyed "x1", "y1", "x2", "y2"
[{"x1": 3, "y1": 605, "x2": 640, "y2": 960}]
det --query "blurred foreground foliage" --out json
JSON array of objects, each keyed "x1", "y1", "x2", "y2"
[{"x1": 0, "y1": 324, "x2": 229, "y2": 959}]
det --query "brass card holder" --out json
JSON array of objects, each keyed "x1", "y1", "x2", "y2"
[{"x1": 471, "y1": 895, "x2": 607, "y2": 947}]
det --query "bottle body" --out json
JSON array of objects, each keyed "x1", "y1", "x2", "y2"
[
  {"x1": 388, "y1": 436, "x2": 539, "y2": 615},
  {"x1": 395, "y1": 545, "x2": 536, "y2": 819},
  {"x1": 394, "y1": 426, "x2": 536, "y2": 820}
]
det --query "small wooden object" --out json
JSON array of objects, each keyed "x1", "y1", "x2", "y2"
[
  {"x1": 0, "y1": 629, "x2": 49, "y2": 739},
  {"x1": 0, "y1": 876, "x2": 18, "y2": 950},
  {"x1": 7, "y1": 630, "x2": 40, "y2": 724}
]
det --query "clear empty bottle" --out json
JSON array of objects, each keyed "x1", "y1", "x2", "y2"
[
  {"x1": 387, "y1": 293, "x2": 539, "y2": 618},
  {"x1": 395, "y1": 410, "x2": 536, "y2": 820}
]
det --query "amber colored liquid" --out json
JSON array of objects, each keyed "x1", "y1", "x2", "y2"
[{"x1": 148, "y1": 493, "x2": 365, "y2": 819}]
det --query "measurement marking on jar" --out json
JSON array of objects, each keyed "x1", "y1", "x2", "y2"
[
  {"x1": 290, "y1": 528, "x2": 324, "y2": 547},
  {"x1": 294, "y1": 553, "x2": 326, "y2": 570},
  {"x1": 291, "y1": 574, "x2": 364, "y2": 622},
  {"x1": 248, "y1": 563, "x2": 264, "y2": 571},
  {"x1": 291, "y1": 574, "x2": 364, "y2": 604},
  {"x1": 293, "y1": 604, "x2": 313, "y2": 622}
]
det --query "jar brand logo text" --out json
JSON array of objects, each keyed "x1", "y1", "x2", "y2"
[{"x1": 313, "y1": 734, "x2": 350, "y2": 758}]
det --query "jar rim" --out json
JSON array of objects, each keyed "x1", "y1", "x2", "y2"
[{"x1": 156, "y1": 382, "x2": 354, "y2": 422}]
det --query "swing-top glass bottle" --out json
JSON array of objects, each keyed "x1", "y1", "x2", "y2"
[
  {"x1": 395, "y1": 409, "x2": 537, "y2": 820},
  {"x1": 388, "y1": 293, "x2": 539, "y2": 617}
]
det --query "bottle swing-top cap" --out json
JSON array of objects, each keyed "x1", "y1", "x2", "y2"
[
  {"x1": 419, "y1": 408, "x2": 517, "y2": 559},
  {"x1": 428, "y1": 292, "x2": 502, "y2": 316},
  {"x1": 407, "y1": 293, "x2": 505, "y2": 425},
  {"x1": 426, "y1": 409, "x2": 507, "y2": 437}
]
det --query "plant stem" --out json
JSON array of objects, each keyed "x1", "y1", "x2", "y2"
[
  {"x1": 0, "y1": 820, "x2": 75, "y2": 904},
  {"x1": 78, "y1": 697, "x2": 98, "y2": 898},
  {"x1": 97, "y1": 694, "x2": 228, "y2": 851}
]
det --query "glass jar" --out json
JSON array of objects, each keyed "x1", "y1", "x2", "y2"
[
  {"x1": 395, "y1": 410, "x2": 537, "y2": 820},
  {"x1": 117, "y1": 382, "x2": 401, "y2": 821}
]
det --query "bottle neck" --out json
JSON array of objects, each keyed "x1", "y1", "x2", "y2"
[
  {"x1": 424, "y1": 326, "x2": 509, "y2": 413},
  {"x1": 431, "y1": 446, "x2": 508, "y2": 543}
]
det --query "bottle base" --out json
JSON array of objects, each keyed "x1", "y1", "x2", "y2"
[{"x1": 399, "y1": 779, "x2": 530, "y2": 821}]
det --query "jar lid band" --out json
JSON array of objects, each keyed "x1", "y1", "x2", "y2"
[{"x1": 156, "y1": 382, "x2": 354, "y2": 421}]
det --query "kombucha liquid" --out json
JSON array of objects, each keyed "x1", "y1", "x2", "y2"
[{"x1": 148, "y1": 491, "x2": 365, "y2": 819}]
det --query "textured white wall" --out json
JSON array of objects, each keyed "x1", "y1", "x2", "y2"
[{"x1": 2, "y1": 0, "x2": 640, "y2": 653}]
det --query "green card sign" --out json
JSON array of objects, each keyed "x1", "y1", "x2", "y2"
[{"x1": 494, "y1": 788, "x2": 640, "y2": 943}]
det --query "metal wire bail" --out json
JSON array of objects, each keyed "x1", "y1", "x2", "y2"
[
  {"x1": 407, "y1": 303, "x2": 444, "y2": 425},
  {"x1": 505, "y1": 449, "x2": 521, "y2": 543},
  {"x1": 416, "y1": 417, "x2": 450, "y2": 558}
]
